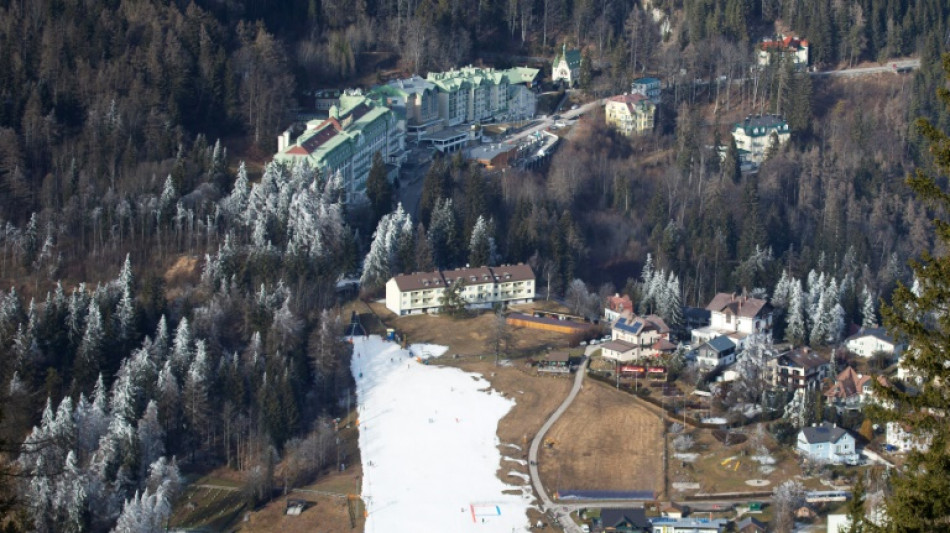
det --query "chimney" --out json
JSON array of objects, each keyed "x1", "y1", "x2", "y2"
[{"x1": 277, "y1": 129, "x2": 291, "y2": 152}]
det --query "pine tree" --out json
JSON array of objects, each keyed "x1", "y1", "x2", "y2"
[
  {"x1": 428, "y1": 198, "x2": 459, "y2": 269},
  {"x1": 845, "y1": 472, "x2": 866, "y2": 533},
  {"x1": 869, "y1": 53, "x2": 950, "y2": 532}
]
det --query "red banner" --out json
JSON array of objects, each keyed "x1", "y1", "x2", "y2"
[
  {"x1": 621, "y1": 365, "x2": 645, "y2": 373},
  {"x1": 647, "y1": 367, "x2": 667, "y2": 373}
]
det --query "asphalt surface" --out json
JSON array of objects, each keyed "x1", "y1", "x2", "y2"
[{"x1": 528, "y1": 345, "x2": 597, "y2": 532}]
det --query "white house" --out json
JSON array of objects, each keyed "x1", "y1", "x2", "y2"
[
  {"x1": 384, "y1": 264, "x2": 534, "y2": 315},
  {"x1": 552, "y1": 44, "x2": 582, "y2": 87},
  {"x1": 797, "y1": 423, "x2": 859, "y2": 465},
  {"x1": 845, "y1": 327, "x2": 903, "y2": 358},
  {"x1": 611, "y1": 314, "x2": 671, "y2": 358},
  {"x1": 695, "y1": 335, "x2": 737, "y2": 370},
  {"x1": 731, "y1": 114, "x2": 790, "y2": 166},
  {"x1": 691, "y1": 292, "x2": 772, "y2": 350},
  {"x1": 886, "y1": 422, "x2": 931, "y2": 454}
]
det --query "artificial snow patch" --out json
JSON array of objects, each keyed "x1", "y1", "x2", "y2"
[
  {"x1": 507, "y1": 471, "x2": 530, "y2": 482},
  {"x1": 672, "y1": 482, "x2": 700, "y2": 491},
  {"x1": 701, "y1": 417, "x2": 728, "y2": 425},
  {"x1": 674, "y1": 453, "x2": 699, "y2": 462},
  {"x1": 751, "y1": 454, "x2": 776, "y2": 465},
  {"x1": 408, "y1": 343, "x2": 449, "y2": 359},
  {"x1": 351, "y1": 336, "x2": 530, "y2": 532},
  {"x1": 503, "y1": 456, "x2": 528, "y2": 466},
  {"x1": 503, "y1": 443, "x2": 523, "y2": 451}
]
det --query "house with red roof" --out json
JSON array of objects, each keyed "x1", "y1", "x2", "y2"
[{"x1": 756, "y1": 35, "x2": 809, "y2": 67}]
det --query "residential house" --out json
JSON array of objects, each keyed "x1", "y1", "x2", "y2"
[
  {"x1": 731, "y1": 114, "x2": 790, "y2": 166},
  {"x1": 682, "y1": 307, "x2": 711, "y2": 338},
  {"x1": 659, "y1": 503, "x2": 687, "y2": 519},
  {"x1": 844, "y1": 327, "x2": 903, "y2": 358},
  {"x1": 651, "y1": 518, "x2": 729, "y2": 533},
  {"x1": 384, "y1": 264, "x2": 534, "y2": 315},
  {"x1": 824, "y1": 366, "x2": 886, "y2": 411},
  {"x1": 605, "y1": 293, "x2": 635, "y2": 323},
  {"x1": 736, "y1": 517, "x2": 767, "y2": 533},
  {"x1": 886, "y1": 421, "x2": 931, "y2": 453},
  {"x1": 631, "y1": 77, "x2": 662, "y2": 104},
  {"x1": 691, "y1": 292, "x2": 772, "y2": 350},
  {"x1": 610, "y1": 314, "x2": 671, "y2": 360},
  {"x1": 695, "y1": 335, "x2": 737, "y2": 370},
  {"x1": 769, "y1": 347, "x2": 831, "y2": 391},
  {"x1": 552, "y1": 44, "x2": 582, "y2": 87},
  {"x1": 274, "y1": 92, "x2": 405, "y2": 201},
  {"x1": 605, "y1": 93, "x2": 656, "y2": 136},
  {"x1": 797, "y1": 423, "x2": 859, "y2": 465},
  {"x1": 599, "y1": 507, "x2": 651, "y2": 532},
  {"x1": 756, "y1": 35, "x2": 809, "y2": 67},
  {"x1": 601, "y1": 339, "x2": 638, "y2": 362}
]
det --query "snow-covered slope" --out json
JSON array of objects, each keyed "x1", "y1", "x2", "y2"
[{"x1": 351, "y1": 336, "x2": 531, "y2": 532}]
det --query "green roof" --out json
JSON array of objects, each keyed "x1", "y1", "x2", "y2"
[
  {"x1": 733, "y1": 114, "x2": 788, "y2": 137},
  {"x1": 553, "y1": 44, "x2": 582, "y2": 69},
  {"x1": 425, "y1": 65, "x2": 539, "y2": 93}
]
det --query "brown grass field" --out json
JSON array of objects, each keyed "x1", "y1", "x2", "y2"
[{"x1": 538, "y1": 378, "x2": 665, "y2": 498}]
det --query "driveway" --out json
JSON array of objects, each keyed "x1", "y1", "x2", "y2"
[{"x1": 527, "y1": 347, "x2": 598, "y2": 532}]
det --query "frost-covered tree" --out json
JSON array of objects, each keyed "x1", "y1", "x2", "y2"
[
  {"x1": 468, "y1": 215, "x2": 496, "y2": 267},
  {"x1": 137, "y1": 401, "x2": 165, "y2": 481},
  {"x1": 183, "y1": 340, "x2": 210, "y2": 448},
  {"x1": 169, "y1": 318, "x2": 192, "y2": 380},
  {"x1": 225, "y1": 161, "x2": 250, "y2": 217},
  {"x1": 786, "y1": 279, "x2": 806, "y2": 345},
  {"x1": 773, "y1": 271, "x2": 792, "y2": 309},
  {"x1": 772, "y1": 480, "x2": 805, "y2": 533},
  {"x1": 861, "y1": 285, "x2": 877, "y2": 328},
  {"x1": 361, "y1": 203, "x2": 413, "y2": 289},
  {"x1": 54, "y1": 450, "x2": 87, "y2": 533},
  {"x1": 75, "y1": 300, "x2": 104, "y2": 390},
  {"x1": 783, "y1": 388, "x2": 808, "y2": 428}
]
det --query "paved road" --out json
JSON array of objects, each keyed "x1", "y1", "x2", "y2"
[
  {"x1": 528, "y1": 346, "x2": 597, "y2": 532},
  {"x1": 810, "y1": 58, "x2": 919, "y2": 77}
]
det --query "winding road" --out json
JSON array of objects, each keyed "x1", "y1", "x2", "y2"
[{"x1": 527, "y1": 349, "x2": 592, "y2": 533}]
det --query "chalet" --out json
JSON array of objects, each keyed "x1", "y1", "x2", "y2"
[
  {"x1": 537, "y1": 351, "x2": 571, "y2": 374},
  {"x1": 696, "y1": 335, "x2": 736, "y2": 370},
  {"x1": 599, "y1": 507, "x2": 651, "y2": 532},
  {"x1": 797, "y1": 423, "x2": 858, "y2": 465},
  {"x1": 769, "y1": 347, "x2": 831, "y2": 391},
  {"x1": 552, "y1": 44, "x2": 582, "y2": 87},
  {"x1": 691, "y1": 292, "x2": 772, "y2": 350},
  {"x1": 610, "y1": 314, "x2": 671, "y2": 360},
  {"x1": 605, "y1": 293, "x2": 635, "y2": 322},
  {"x1": 824, "y1": 366, "x2": 886, "y2": 411},
  {"x1": 844, "y1": 327, "x2": 903, "y2": 358},
  {"x1": 384, "y1": 264, "x2": 534, "y2": 315}
]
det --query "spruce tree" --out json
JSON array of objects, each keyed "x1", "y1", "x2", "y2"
[
  {"x1": 869, "y1": 53, "x2": 950, "y2": 532},
  {"x1": 365, "y1": 151, "x2": 392, "y2": 230}
]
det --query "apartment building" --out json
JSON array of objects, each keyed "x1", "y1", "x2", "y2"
[{"x1": 385, "y1": 264, "x2": 535, "y2": 315}]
